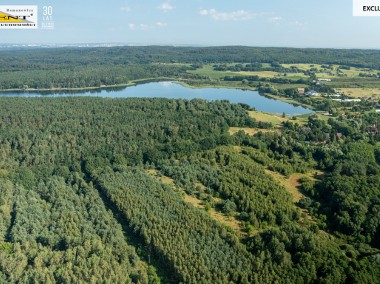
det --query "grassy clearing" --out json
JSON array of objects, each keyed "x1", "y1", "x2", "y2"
[
  {"x1": 270, "y1": 83, "x2": 309, "y2": 90},
  {"x1": 208, "y1": 209, "x2": 242, "y2": 234},
  {"x1": 265, "y1": 170, "x2": 323, "y2": 203},
  {"x1": 336, "y1": 87, "x2": 380, "y2": 98},
  {"x1": 235, "y1": 71, "x2": 278, "y2": 78},
  {"x1": 265, "y1": 169, "x2": 324, "y2": 224},
  {"x1": 189, "y1": 64, "x2": 380, "y2": 90},
  {"x1": 249, "y1": 110, "x2": 310, "y2": 125},
  {"x1": 248, "y1": 111, "x2": 288, "y2": 125},
  {"x1": 146, "y1": 169, "x2": 176, "y2": 185},
  {"x1": 187, "y1": 65, "x2": 233, "y2": 79},
  {"x1": 282, "y1": 63, "x2": 379, "y2": 77},
  {"x1": 228, "y1": 127, "x2": 276, "y2": 136},
  {"x1": 265, "y1": 170, "x2": 304, "y2": 202},
  {"x1": 326, "y1": 77, "x2": 380, "y2": 88}
]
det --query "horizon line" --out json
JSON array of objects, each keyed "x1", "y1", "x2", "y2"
[{"x1": 0, "y1": 43, "x2": 379, "y2": 51}]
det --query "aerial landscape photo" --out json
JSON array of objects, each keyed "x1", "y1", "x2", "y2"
[{"x1": 0, "y1": 0, "x2": 380, "y2": 283}]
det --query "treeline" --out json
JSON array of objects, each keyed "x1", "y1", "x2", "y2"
[
  {"x1": 214, "y1": 63, "x2": 304, "y2": 73},
  {"x1": 0, "y1": 64, "x2": 192, "y2": 90},
  {"x1": 2, "y1": 46, "x2": 380, "y2": 68},
  {"x1": 224, "y1": 75, "x2": 308, "y2": 85},
  {"x1": 301, "y1": 142, "x2": 380, "y2": 247},
  {"x1": 1, "y1": 46, "x2": 380, "y2": 90}
]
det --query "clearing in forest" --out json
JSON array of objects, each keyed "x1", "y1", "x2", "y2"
[{"x1": 145, "y1": 169, "x2": 244, "y2": 236}]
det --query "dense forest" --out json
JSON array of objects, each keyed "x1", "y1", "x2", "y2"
[
  {"x1": 0, "y1": 97, "x2": 378, "y2": 283},
  {"x1": 3, "y1": 46, "x2": 380, "y2": 67},
  {"x1": 1, "y1": 46, "x2": 380, "y2": 90}
]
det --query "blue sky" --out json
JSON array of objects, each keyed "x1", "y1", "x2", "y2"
[{"x1": 2, "y1": 0, "x2": 380, "y2": 48}]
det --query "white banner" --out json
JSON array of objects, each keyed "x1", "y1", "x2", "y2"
[{"x1": 353, "y1": 0, "x2": 380, "y2": 16}]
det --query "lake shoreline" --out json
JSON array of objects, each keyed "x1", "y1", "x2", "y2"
[{"x1": 0, "y1": 80, "x2": 313, "y2": 115}]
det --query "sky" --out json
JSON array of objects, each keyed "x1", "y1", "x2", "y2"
[{"x1": 1, "y1": 0, "x2": 380, "y2": 48}]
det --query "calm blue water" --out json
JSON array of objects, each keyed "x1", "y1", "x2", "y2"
[{"x1": 0, "y1": 82, "x2": 312, "y2": 115}]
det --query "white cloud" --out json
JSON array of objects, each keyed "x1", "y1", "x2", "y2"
[
  {"x1": 128, "y1": 23, "x2": 136, "y2": 30},
  {"x1": 158, "y1": 2, "x2": 174, "y2": 12},
  {"x1": 268, "y1": 16, "x2": 282, "y2": 23},
  {"x1": 199, "y1": 9, "x2": 209, "y2": 16},
  {"x1": 199, "y1": 9, "x2": 255, "y2": 21},
  {"x1": 139, "y1": 24, "x2": 150, "y2": 30},
  {"x1": 292, "y1": 21, "x2": 307, "y2": 28},
  {"x1": 128, "y1": 22, "x2": 167, "y2": 31},
  {"x1": 156, "y1": 22, "x2": 168, "y2": 27},
  {"x1": 121, "y1": 6, "x2": 131, "y2": 12}
]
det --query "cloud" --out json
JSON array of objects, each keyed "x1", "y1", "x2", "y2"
[
  {"x1": 121, "y1": 6, "x2": 131, "y2": 12},
  {"x1": 128, "y1": 22, "x2": 168, "y2": 31},
  {"x1": 128, "y1": 23, "x2": 136, "y2": 30},
  {"x1": 199, "y1": 9, "x2": 255, "y2": 21},
  {"x1": 291, "y1": 21, "x2": 308, "y2": 29},
  {"x1": 268, "y1": 16, "x2": 282, "y2": 23},
  {"x1": 139, "y1": 24, "x2": 150, "y2": 30},
  {"x1": 158, "y1": 2, "x2": 174, "y2": 12},
  {"x1": 156, "y1": 22, "x2": 168, "y2": 27}
]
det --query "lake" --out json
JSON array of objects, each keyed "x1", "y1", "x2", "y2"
[{"x1": 0, "y1": 81, "x2": 312, "y2": 115}]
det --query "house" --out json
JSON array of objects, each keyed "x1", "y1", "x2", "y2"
[
  {"x1": 376, "y1": 109, "x2": 380, "y2": 113},
  {"x1": 318, "y1": 78, "x2": 332, "y2": 82},
  {"x1": 306, "y1": 90, "x2": 320, "y2": 96},
  {"x1": 297, "y1": 88, "x2": 305, "y2": 95}
]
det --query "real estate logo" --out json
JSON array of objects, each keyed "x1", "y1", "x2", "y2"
[
  {"x1": 41, "y1": 6, "x2": 54, "y2": 29},
  {"x1": 0, "y1": 6, "x2": 38, "y2": 29},
  {"x1": 353, "y1": 0, "x2": 380, "y2": 16}
]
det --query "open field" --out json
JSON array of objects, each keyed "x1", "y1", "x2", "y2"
[
  {"x1": 249, "y1": 110, "x2": 311, "y2": 125},
  {"x1": 282, "y1": 63, "x2": 380, "y2": 78},
  {"x1": 187, "y1": 65, "x2": 234, "y2": 79},
  {"x1": 266, "y1": 170, "x2": 304, "y2": 202},
  {"x1": 228, "y1": 111, "x2": 310, "y2": 136},
  {"x1": 336, "y1": 87, "x2": 380, "y2": 98},
  {"x1": 265, "y1": 169, "x2": 324, "y2": 203},
  {"x1": 326, "y1": 77, "x2": 380, "y2": 88},
  {"x1": 248, "y1": 110, "x2": 288, "y2": 125},
  {"x1": 228, "y1": 127, "x2": 277, "y2": 136},
  {"x1": 236, "y1": 71, "x2": 308, "y2": 80},
  {"x1": 188, "y1": 63, "x2": 380, "y2": 97}
]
